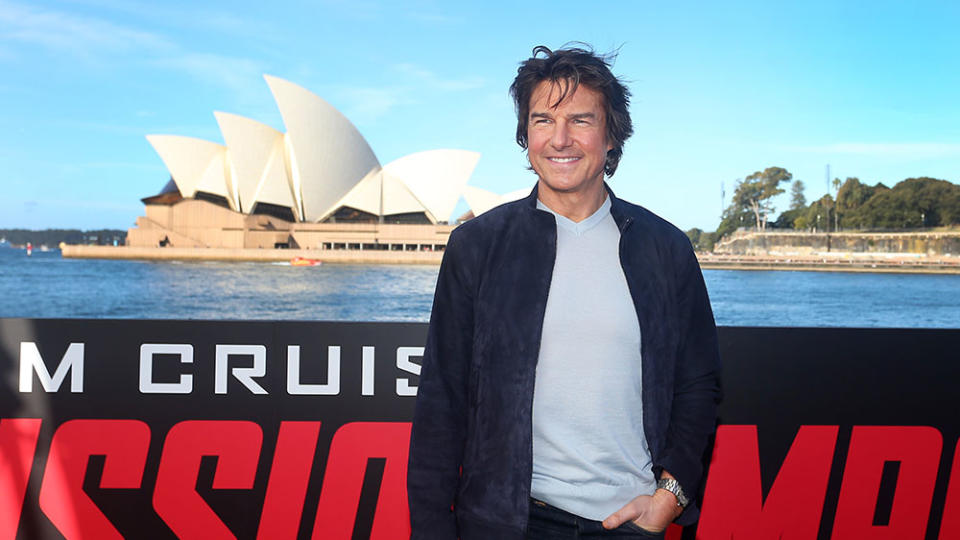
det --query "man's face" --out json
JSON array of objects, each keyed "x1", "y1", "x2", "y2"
[{"x1": 527, "y1": 80, "x2": 612, "y2": 199}]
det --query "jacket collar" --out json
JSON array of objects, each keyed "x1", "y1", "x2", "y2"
[{"x1": 521, "y1": 181, "x2": 636, "y2": 232}]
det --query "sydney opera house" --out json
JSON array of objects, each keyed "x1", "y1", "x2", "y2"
[{"x1": 126, "y1": 75, "x2": 524, "y2": 256}]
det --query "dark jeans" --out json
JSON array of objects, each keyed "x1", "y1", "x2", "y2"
[{"x1": 525, "y1": 499, "x2": 665, "y2": 539}]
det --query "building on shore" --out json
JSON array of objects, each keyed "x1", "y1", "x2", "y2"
[{"x1": 126, "y1": 75, "x2": 525, "y2": 255}]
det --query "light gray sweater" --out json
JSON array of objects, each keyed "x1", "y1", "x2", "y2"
[{"x1": 531, "y1": 196, "x2": 657, "y2": 520}]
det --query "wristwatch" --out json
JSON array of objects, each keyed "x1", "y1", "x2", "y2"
[{"x1": 656, "y1": 477, "x2": 689, "y2": 508}]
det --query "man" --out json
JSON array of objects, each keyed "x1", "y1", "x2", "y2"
[{"x1": 408, "y1": 45, "x2": 721, "y2": 540}]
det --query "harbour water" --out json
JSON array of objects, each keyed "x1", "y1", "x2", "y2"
[{"x1": 2, "y1": 248, "x2": 959, "y2": 327}]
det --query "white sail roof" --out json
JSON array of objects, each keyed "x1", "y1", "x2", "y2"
[
  {"x1": 214, "y1": 111, "x2": 298, "y2": 218},
  {"x1": 264, "y1": 75, "x2": 381, "y2": 222},
  {"x1": 333, "y1": 172, "x2": 427, "y2": 217},
  {"x1": 463, "y1": 186, "x2": 503, "y2": 217},
  {"x1": 145, "y1": 135, "x2": 237, "y2": 211},
  {"x1": 463, "y1": 186, "x2": 529, "y2": 217},
  {"x1": 383, "y1": 149, "x2": 481, "y2": 223}
]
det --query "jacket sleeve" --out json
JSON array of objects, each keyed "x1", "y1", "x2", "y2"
[
  {"x1": 408, "y1": 229, "x2": 475, "y2": 539},
  {"x1": 658, "y1": 243, "x2": 722, "y2": 526}
]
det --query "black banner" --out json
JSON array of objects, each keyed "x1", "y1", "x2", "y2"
[
  {"x1": 704, "y1": 327, "x2": 960, "y2": 540},
  {"x1": 1, "y1": 320, "x2": 958, "y2": 539}
]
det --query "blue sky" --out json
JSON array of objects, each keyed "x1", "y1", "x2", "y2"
[{"x1": 1, "y1": 0, "x2": 958, "y2": 232}]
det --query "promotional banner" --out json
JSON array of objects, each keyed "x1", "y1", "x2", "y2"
[
  {"x1": 1, "y1": 320, "x2": 958, "y2": 539},
  {"x1": 704, "y1": 327, "x2": 960, "y2": 540}
]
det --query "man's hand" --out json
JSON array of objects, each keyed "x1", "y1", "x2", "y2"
[{"x1": 601, "y1": 489, "x2": 682, "y2": 533}]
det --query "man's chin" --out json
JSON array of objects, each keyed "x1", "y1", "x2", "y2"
[{"x1": 537, "y1": 177, "x2": 602, "y2": 195}]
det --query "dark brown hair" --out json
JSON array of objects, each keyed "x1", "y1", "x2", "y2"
[{"x1": 510, "y1": 44, "x2": 633, "y2": 177}]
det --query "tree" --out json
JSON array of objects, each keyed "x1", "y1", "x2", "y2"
[
  {"x1": 773, "y1": 208, "x2": 803, "y2": 229},
  {"x1": 789, "y1": 180, "x2": 807, "y2": 210},
  {"x1": 685, "y1": 228, "x2": 717, "y2": 252},
  {"x1": 835, "y1": 178, "x2": 869, "y2": 212},
  {"x1": 942, "y1": 190, "x2": 960, "y2": 225},
  {"x1": 775, "y1": 176, "x2": 960, "y2": 232},
  {"x1": 821, "y1": 193, "x2": 835, "y2": 232},
  {"x1": 895, "y1": 177, "x2": 956, "y2": 227},
  {"x1": 855, "y1": 189, "x2": 910, "y2": 228},
  {"x1": 838, "y1": 177, "x2": 960, "y2": 229},
  {"x1": 836, "y1": 178, "x2": 884, "y2": 229},
  {"x1": 715, "y1": 202, "x2": 753, "y2": 241},
  {"x1": 731, "y1": 167, "x2": 791, "y2": 232},
  {"x1": 796, "y1": 195, "x2": 834, "y2": 232}
]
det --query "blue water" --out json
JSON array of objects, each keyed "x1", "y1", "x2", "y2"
[
  {"x1": 704, "y1": 269, "x2": 960, "y2": 328},
  {"x1": 1, "y1": 248, "x2": 959, "y2": 327}
]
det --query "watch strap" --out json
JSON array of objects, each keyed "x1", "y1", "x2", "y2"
[{"x1": 656, "y1": 477, "x2": 689, "y2": 508}]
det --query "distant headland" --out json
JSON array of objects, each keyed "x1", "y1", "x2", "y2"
[{"x1": 0, "y1": 229, "x2": 126, "y2": 249}]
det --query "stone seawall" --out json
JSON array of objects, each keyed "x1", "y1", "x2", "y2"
[
  {"x1": 61, "y1": 245, "x2": 443, "y2": 264},
  {"x1": 714, "y1": 230, "x2": 960, "y2": 256}
]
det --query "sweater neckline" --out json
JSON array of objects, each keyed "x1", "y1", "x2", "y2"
[{"x1": 536, "y1": 195, "x2": 611, "y2": 236}]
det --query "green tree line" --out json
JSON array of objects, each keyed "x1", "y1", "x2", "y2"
[
  {"x1": 0, "y1": 229, "x2": 127, "y2": 247},
  {"x1": 686, "y1": 168, "x2": 960, "y2": 251}
]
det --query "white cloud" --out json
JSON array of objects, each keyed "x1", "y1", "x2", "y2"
[
  {"x1": 0, "y1": 0, "x2": 268, "y2": 99},
  {"x1": 0, "y1": 0, "x2": 173, "y2": 58},
  {"x1": 193, "y1": 10, "x2": 274, "y2": 35},
  {"x1": 55, "y1": 0, "x2": 283, "y2": 38},
  {"x1": 316, "y1": 84, "x2": 412, "y2": 125},
  {"x1": 305, "y1": 63, "x2": 485, "y2": 123},
  {"x1": 338, "y1": 87, "x2": 404, "y2": 121},
  {"x1": 154, "y1": 53, "x2": 266, "y2": 95},
  {"x1": 392, "y1": 63, "x2": 434, "y2": 80},
  {"x1": 393, "y1": 63, "x2": 485, "y2": 91}
]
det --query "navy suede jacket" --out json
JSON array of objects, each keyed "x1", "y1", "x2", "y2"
[{"x1": 408, "y1": 185, "x2": 721, "y2": 540}]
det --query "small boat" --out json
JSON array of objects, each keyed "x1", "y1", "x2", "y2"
[{"x1": 290, "y1": 256, "x2": 322, "y2": 266}]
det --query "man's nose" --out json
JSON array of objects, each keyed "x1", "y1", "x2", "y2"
[{"x1": 549, "y1": 122, "x2": 572, "y2": 148}]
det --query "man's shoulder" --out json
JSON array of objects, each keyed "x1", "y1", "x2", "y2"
[
  {"x1": 441, "y1": 197, "x2": 533, "y2": 275},
  {"x1": 613, "y1": 196, "x2": 691, "y2": 250},
  {"x1": 450, "y1": 196, "x2": 532, "y2": 241}
]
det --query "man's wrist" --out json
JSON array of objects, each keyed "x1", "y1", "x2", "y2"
[
  {"x1": 652, "y1": 489, "x2": 685, "y2": 520},
  {"x1": 655, "y1": 476, "x2": 689, "y2": 508}
]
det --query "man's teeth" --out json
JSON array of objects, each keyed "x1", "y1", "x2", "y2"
[{"x1": 550, "y1": 157, "x2": 579, "y2": 163}]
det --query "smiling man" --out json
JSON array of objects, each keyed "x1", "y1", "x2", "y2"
[
  {"x1": 408, "y1": 45, "x2": 721, "y2": 540},
  {"x1": 525, "y1": 78, "x2": 611, "y2": 220}
]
